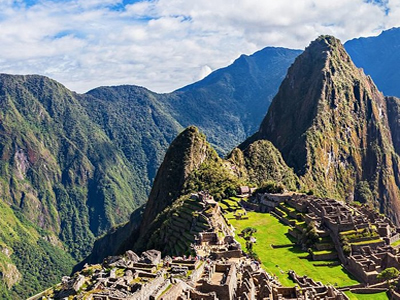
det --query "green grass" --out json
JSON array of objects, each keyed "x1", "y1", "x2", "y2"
[
  {"x1": 229, "y1": 212, "x2": 359, "y2": 287},
  {"x1": 344, "y1": 291, "x2": 388, "y2": 300},
  {"x1": 340, "y1": 229, "x2": 363, "y2": 236},
  {"x1": 229, "y1": 196, "x2": 242, "y2": 202},
  {"x1": 391, "y1": 239, "x2": 400, "y2": 247},
  {"x1": 350, "y1": 239, "x2": 382, "y2": 245},
  {"x1": 312, "y1": 250, "x2": 336, "y2": 255}
]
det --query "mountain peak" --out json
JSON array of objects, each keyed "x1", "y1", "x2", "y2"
[
  {"x1": 250, "y1": 35, "x2": 400, "y2": 223},
  {"x1": 137, "y1": 126, "x2": 216, "y2": 243}
]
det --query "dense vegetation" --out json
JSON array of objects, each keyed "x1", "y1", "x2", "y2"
[{"x1": 0, "y1": 75, "x2": 144, "y2": 298}]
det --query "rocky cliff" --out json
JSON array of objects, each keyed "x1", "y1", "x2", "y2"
[{"x1": 247, "y1": 36, "x2": 400, "y2": 223}]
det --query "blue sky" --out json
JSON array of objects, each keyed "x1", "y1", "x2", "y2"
[{"x1": 0, "y1": 0, "x2": 399, "y2": 93}]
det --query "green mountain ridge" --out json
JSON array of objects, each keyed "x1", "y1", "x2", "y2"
[
  {"x1": 0, "y1": 46, "x2": 301, "y2": 298},
  {"x1": 84, "y1": 36, "x2": 400, "y2": 273},
  {"x1": 82, "y1": 128, "x2": 298, "y2": 264},
  {"x1": 0, "y1": 74, "x2": 144, "y2": 298}
]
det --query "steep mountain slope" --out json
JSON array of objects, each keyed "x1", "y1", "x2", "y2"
[
  {"x1": 81, "y1": 126, "x2": 226, "y2": 262},
  {"x1": 387, "y1": 96, "x2": 400, "y2": 154},
  {"x1": 229, "y1": 141, "x2": 299, "y2": 190},
  {"x1": 247, "y1": 36, "x2": 400, "y2": 223},
  {"x1": 82, "y1": 125, "x2": 300, "y2": 264},
  {"x1": 82, "y1": 85, "x2": 183, "y2": 195},
  {"x1": 0, "y1": 75, "x2": 144, "y2": 298},
  {"x1": 345, "y1": 27, "x2": 400, "y2": 97}
]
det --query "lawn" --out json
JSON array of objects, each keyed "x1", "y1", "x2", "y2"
[
  {"x1": 228, "y1": 211, "x2": 359, "y2": 287},
  {"x1": 344, "y1": 291, "x2": 389, "y2": 300},
  {"x1": 391, "y1": 239, "x2": 400, "y2": 247}
]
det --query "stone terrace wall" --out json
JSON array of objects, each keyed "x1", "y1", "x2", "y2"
[{"x1": 131, "y1": 275, "x2": 165, "y2": 300}]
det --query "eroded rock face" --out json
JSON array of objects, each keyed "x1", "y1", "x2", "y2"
[
  {"x1": 1, "y1": 263, "x2": 21, "y2": 289},
  {"x1": 249, "y1": 36, "x2": 400, "y2": 224}
]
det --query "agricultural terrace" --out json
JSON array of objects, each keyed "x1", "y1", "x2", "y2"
[
  {"x1": 226, "y1": 211, "x2": 359, "y2": 287},
  {"x1": 344, "y1": 291, "x2": 388, "y2": 300}
]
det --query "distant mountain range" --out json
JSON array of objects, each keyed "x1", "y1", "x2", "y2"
[
  {"x1": 2, "y1": 27, "x2": 400, "y2": 298},
  {"x1": 345, "y1": 27, "x2": 400, "y2": 97}
]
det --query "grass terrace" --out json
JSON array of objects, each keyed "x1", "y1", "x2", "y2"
[
  {"x1": 391, "y1": 239, "x2": 400, "y2": 247},
  {"x1": 350, "y1": 239, "x2": 383, "y2": 246},
  {"x1": 344, "y1": 291, "x2": 389, "y2": 300},
  {"x1": 227, "y1": 211, "x2": 359, "y2": 287}
]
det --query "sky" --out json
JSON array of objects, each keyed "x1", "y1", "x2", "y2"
[{"x1": 0, "y1": 0, "x2": 398, "y2": 93}]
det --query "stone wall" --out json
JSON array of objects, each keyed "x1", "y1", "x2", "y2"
[
  {"x1": 390, "y1": 290, "x2": 400, "y2": 300},
  {"x1": 389, "y1": 233, "x2": 400, "y2": 244},
  {"x1": 350, "y1": 241, "x2": 385, "y2": 253},
  {"x1": 350, "y1": 287, "x2": 387, "y2": 294},
  {"x1": 189, "y1": 290, "x2": 217, "y2": 299},
  {"x1": 190, "y1": 261, "x2": 205, "y2": 282},
  {"x1": 210, "y1": 249, "x2": 242, "y2": 259},
  {"x1": 150, "y1": 279, "x2": 171, "y2": 300},
  {"x1": 240, "y1": 201, "x2": 260, "y2": 212},
  {"x1": 159, "y1": 281, "x2": 186, "y2": 300},
  {"x1": 201, "y1": 263, "x2": 237, "y2": 299},
  {"x1": 131, "y1": 275, "x2": 165, "y2": 300}
]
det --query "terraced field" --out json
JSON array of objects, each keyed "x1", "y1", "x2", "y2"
[{"x1": 227, "y1": 211, "x2": 359, "y2": 287}]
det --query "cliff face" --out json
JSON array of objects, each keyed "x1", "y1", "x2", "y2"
[
  {"x1": 249, "y1": 36, "x2": 400, "y2": 223},
  {"x1": 387, "y1": 96, "x2": 400, "y2": 155}
]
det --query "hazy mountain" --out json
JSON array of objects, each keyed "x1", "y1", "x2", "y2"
[{"x1": 345, "y1": 27, "x2": 400, "y2": 97}]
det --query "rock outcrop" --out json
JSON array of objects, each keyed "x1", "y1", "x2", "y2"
[{"x1": 245, "y1": 36, "x2": 400, "y2": 223}]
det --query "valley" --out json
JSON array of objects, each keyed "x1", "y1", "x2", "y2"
[{"x1": 2, "y1": 27, "x2": 400, "y2": 299}]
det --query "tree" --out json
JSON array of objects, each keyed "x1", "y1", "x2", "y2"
[
  {"x1": 241, "y1": 227, "x2": 257, "y2": 239},
  {"x1": 377, "y1": 267, "x2": 400, "y2": 289},
  {"x1": 355, "y1": 181, "x2": 373, "y2": 204},
  {"x1": 303, "y1": 221, "x2": 319, "y2": 247},
  {"x1": 255, "y1": 181, "x2": 284, "y2": 194}
]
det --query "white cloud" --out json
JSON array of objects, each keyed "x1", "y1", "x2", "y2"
[
  {"x1": 0, "y1": 0, "x2": 398, "y2": 93},
  {"x1": 196, "y1": 65, "x2": 212, "y2": 81}
]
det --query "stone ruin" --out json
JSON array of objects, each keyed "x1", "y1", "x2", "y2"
[
  {"x1": 262, "y1": 192, "x2": 400, "y2": 286},
  {"x1": 37, "y1": 191, "x2": 388, "y2": 300}
]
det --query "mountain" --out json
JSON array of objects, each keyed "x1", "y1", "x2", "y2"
[
  {"x1": 0, "y1": 75, "x2": 147, "y2": 298},
  {"x1": 82, "y1": 123, "x2": 301, "y2": 264},
  {"x1": 81, "y1": 126, "x2": 238, "y2": 262},
  {"x1": 345, "y1": 27, "x2": 400, "y2": 98},
  {"x1": 163, "y1": 47, "x2": 302, "y2": 153},
  {"x1": 0, "y1": 47, "x2": 301, "y2": 298},
  {"x1": 245, "y1": 36, "x2": 400, "y2": 223}
]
